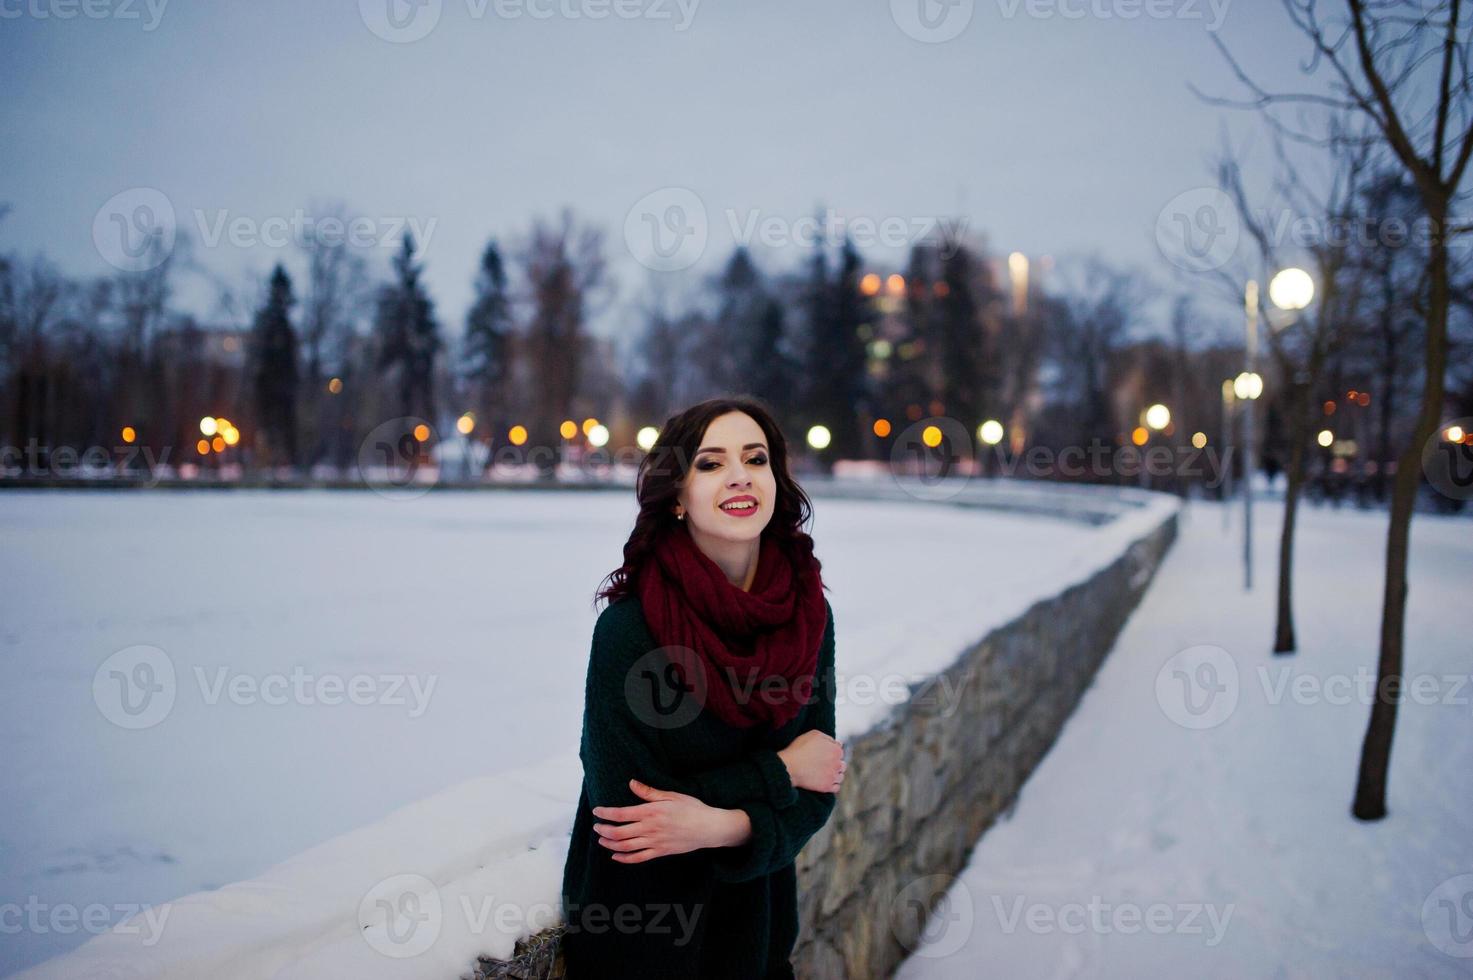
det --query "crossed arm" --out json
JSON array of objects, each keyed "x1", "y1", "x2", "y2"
[{"x1": 579, "y1": 599, "x2": 841, "y2": 883}]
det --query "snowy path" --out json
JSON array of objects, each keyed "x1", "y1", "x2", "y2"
[{"x1": 895, "y1": 500, "x2": 1473, "y2": 980}]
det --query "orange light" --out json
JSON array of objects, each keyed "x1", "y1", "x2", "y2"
[
  {"x1": 873, "y1": 418, "x2": 892, "y2": 438},
  {"x1": 1323, "y1": 401, "x2": 1336, "y2": 415},
  {"x1": 581, "y1": 418, "x2": 599, "y2": 436},
  {"x1": 1131, "y1": 426, "x2": 1150, "y2": 447},
  {"x1": 412, "y1": 424, "x2": 430, "y2": 442},
  {"x1": 560, "y1": 420, "x2": 577, "y2": 439},
  {"x1": 1347, "y1": 389, "x2": 1358, "y2": 400},
  {"x1": 327, "y1": 377, "x2": 343, "y2": 394},
  {"x1": 196, "y1": 439, "x2": 210, "y2": 455},
  {"x1": 120, "y1": 426, "x2": 136, "y2": 444},
  {"x1": 886, "y1": 274, "x2": 905, "y2": 296},
  {"x1": 860, "y1": 273, "x2": 881, "y2": 296},
  {"x1": 508, "y1": 425, "x2": 528, "y2": 446},
  {"x1": 212, "y1": 436, "x2": 225, "y2": 452},
  {"x1": 921, "y1": 425, "x2": 943, "y2": 448},
  {"x1": 1357, "y1": 392, "x2": 1370, "y2": 407}
]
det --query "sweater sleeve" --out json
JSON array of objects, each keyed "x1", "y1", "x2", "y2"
[
  {"x1": 708, "y1": 599, "x2": 839, "y2": 884},
  {"x1": 580, "y1": 605, "x2": 708, "y2": 811}
]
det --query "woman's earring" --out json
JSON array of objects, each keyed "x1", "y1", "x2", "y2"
[{"x1": 677, "y1": 510, "x2": 685, "y2": 521}]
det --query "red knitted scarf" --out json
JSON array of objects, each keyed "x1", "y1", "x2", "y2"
[{"x1": 636, "y1": 527, "x2": 827, "y2": 730}]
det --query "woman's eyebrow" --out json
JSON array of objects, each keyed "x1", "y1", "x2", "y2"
[{"x1": 695, "y1": 443, "x2": 768, "y2": 454}]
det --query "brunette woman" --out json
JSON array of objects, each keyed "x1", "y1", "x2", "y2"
[{"x1": 559, "y1": 396, "x2": 847, "y2": 979}]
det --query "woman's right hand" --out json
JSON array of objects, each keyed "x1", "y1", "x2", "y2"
[{"x1": 777, "y1": 730, "x2": 847, "y2": 794}]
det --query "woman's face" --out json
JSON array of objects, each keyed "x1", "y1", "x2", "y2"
[{"x1": 677, "y1": 411, "x2": 777, "y2": 544}]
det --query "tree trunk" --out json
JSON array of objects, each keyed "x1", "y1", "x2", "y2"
[
  {"x1": 1273, "y1": 413, "x2": 1306, "y2": 654},
  {"x1": 1352, "y1": 217, "x2": 1450, "y2": 821}
]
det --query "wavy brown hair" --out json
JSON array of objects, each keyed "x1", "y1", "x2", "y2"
[{"x1": 593, "y1": 395, "x2": 822, "y2": 610}]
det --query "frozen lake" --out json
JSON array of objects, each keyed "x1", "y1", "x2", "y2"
[{"x1": 1, "y1": 486, "x2": 1166, "y2": 975}]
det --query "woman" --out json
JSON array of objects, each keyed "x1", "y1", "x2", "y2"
[{"x1": 559, "y1": 396, "x2": 847, "y2": 979}]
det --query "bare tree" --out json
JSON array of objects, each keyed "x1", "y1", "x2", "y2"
[
  {"x1": 299, "y1": 202, "x2": 371, "y2": 467},
  {"x1": 1208, "y1": 117, "x2": 1373, "y2": 653},
  {"x1": 516, "y1": 209, "x2": 612, "y2": 480},
  {"x1": 1200, "y1": 0, "x2": 1472, "y2": 819},
  {"x1": 1047, "y1": 254, "x2": 1153, "y2": 452}
]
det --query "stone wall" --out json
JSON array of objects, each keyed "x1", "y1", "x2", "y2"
[{"x1": 474, "y1": 503, "x2": 1178, "y2": 980}]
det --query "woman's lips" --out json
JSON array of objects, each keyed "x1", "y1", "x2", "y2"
[{"x1": 718, "y1": 495, "x2": 759, "y2": 517}]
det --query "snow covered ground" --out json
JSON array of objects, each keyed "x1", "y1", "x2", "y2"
[
  {"x1": 0, "y1": 485, "x2": 1170, "y2": 977},
  {"x1": 896, "y1": 499, "x2": 1473, "y2": 980}
]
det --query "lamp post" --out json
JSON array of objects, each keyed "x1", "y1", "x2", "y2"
[
  {"x1": 1221, "y1": 378, "x2": 1235, "y2": 530},
  {"x1": 1234, "y1": 368, "x2": 1263, "y2": 587}
]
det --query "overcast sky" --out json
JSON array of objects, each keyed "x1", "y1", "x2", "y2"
[{"x1": 1, "y1": 0, "x2": 1328, "y2": 348}]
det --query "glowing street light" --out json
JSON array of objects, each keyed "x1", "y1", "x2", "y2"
[
  {"x1": 978, "y1": 419, "x2": 1004, "y2": 446},
  {"x1": 1233, "y1": 372, "x2": 1263, "y2": 400},
  {"x1": 1317, "y1": 429, "x2": 1334, "y2": 448},
  {"x1": 1008, "y1": 252, "x2": 1029, "y2": 314},
  {"x1": 199, "y1": 417, "x2": 219, "y2": 437},
  {"x1": 636, "y1": 426, "x2": 659, "y2": 451},
  {"x1": 588, "y1": 424, "x2": 610, "y2": 448},
  {"x1": 807, "y1": 425, "x2": 832, "y2": 450},
  {"x1": 1145, "y1": 403, "x2": 1171, "y2": 431},
  {"x1": 1269, "y1": 267, "x2": 1315, "y2": 311}
]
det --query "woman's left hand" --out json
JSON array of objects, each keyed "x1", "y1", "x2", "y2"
[{"x1": 592, "y1": 779, "x2": 734, "y2": 864}]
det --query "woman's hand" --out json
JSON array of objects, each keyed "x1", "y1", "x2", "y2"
[
  {"x1": 777, "y1": 730, "x2": 847, "y2": 794},
  {"x1": 591, "y1": 779, "x2": 743, "y2": 864}
]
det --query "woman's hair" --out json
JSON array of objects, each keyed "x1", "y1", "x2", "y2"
[{"x1": 593, "y1": 395, "x2": 818, "y2": 609}]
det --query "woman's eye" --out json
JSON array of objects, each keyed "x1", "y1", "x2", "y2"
[{"x1": 697, "y1": 456, "x2": 766, "y2": 471}]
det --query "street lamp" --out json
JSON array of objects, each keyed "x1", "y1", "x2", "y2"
[
  {"x1": 1233, "y1": 371, "x2": 1263, "y2": 400},
  {"x1": 1241, "y1": 266, "x2": 1313, "y2": 591},
  {"x1": 1269, "y1": 267, "x2": 1315, "y2": 312}
]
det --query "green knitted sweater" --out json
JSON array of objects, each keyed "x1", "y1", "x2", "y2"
[{"x1": 559, "y1": 592, "x2": 838, "y2": 979}]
